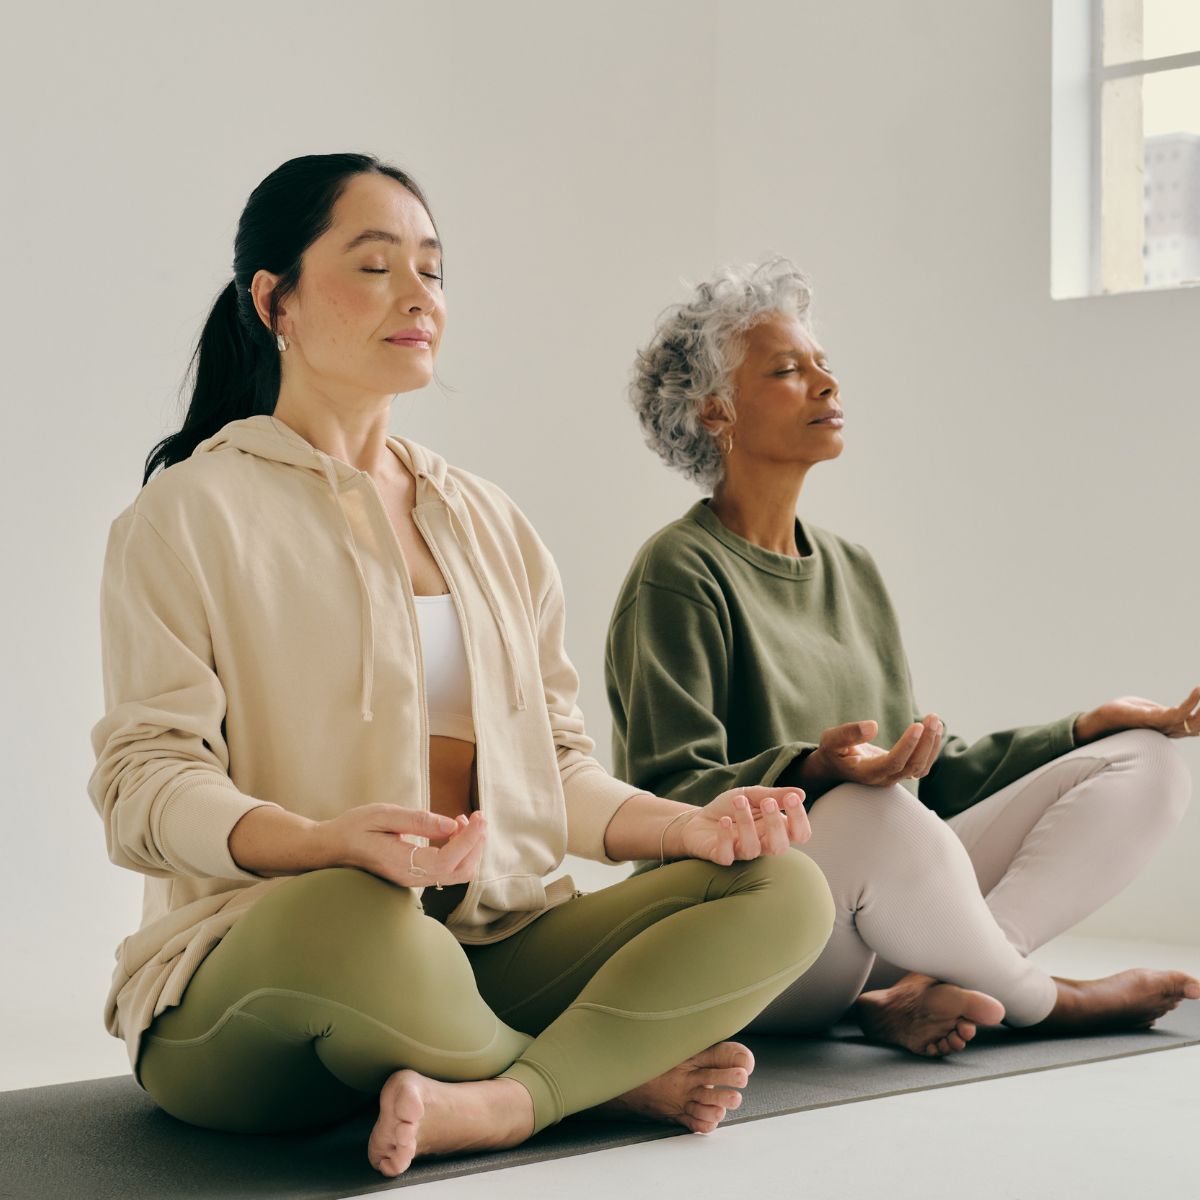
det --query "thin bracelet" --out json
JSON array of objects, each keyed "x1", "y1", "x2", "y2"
[
  {"x1": 659, "y1": 809, "x2": 693, "y2": 865},
  {"x1": 407, "y1": 841, "x2": 443, "y2": 890}
]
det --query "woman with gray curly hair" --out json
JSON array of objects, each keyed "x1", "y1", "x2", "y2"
[{"x1": 604, "y1": 256, "x2": 1200, "y2": 1054}]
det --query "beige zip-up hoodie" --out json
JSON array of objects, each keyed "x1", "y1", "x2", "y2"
[{"x1": 88, "y1": 414, "x2": 640, "y2": 1080}]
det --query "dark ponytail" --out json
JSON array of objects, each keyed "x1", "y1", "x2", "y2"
[{"x1": 142, "y1": 153, "x2": 439, "y2": 486}]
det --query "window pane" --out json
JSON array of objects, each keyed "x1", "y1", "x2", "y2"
[
  {"x1": 1144, "y1": 63, "x2": 1200, "y2": 135},
  {"x1": 1144, "y1": 0, "x2": 1200, "y2": 61},
  {"x1": 1143, "y1": 67, "x2": 1200, "y2": 287}
]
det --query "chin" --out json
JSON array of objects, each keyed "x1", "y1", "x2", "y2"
[
  {"x1": 797, "y1": 438, "x2": 844, "y2": 466},
  {"x1": 381, "y1": 369, "x2": 434, "y2": 395}
]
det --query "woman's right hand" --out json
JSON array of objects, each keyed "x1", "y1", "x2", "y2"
[
  {"x1": 802, "y1": 715, "x2": 943, "y2": 789},
  {"x1": 321, "y1": 804, "x2": 488, "y2": 888}
]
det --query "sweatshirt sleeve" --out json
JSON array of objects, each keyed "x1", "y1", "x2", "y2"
[
  {"x1": 917, "y1": 711, "x2": 1083, "y2": 819},
  {"x1": 535, "y1": 549, "x2": 641, "y2": 866},
  {"x1": 87, "y1": 510, "x2": 282, "y2": 881},
  {"x1": 606, "y1": 580, "x2": 816, "y2": 810}
]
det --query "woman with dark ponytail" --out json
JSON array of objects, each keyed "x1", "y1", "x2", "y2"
[
  {"x1": 143, "y1": 154, "x2": 400, "y2": 482},
  {"x1": 88, "y1": 152, "x2": 836, "y2": 1177}
]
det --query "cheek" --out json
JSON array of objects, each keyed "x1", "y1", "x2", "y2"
[
  {"x1": 754, "y1": 382, "x2": 806, "y2": 422},
  {"x1": 312, "y1": 285, "x2": 382, "y2": 343}
]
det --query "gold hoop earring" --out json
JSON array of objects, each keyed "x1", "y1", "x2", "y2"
[{"x1": 719, "y1": 429, "x2": 735, "y2": 457}]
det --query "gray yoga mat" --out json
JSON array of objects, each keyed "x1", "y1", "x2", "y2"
[{"x1": 4, "y1": 1004, "x2": 1198, "y2": 1200}]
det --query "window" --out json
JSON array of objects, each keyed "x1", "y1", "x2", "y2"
[{"x1": 1052, "y1": 0, "x2": 1200, "y2": 296}]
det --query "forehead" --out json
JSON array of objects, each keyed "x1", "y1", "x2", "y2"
[
  {"x1": 744, "y1": 312, "x2": 822, "y2": 358},
  {"x1": 326, "y1": 172, "x2": 437, "y2": 242}
]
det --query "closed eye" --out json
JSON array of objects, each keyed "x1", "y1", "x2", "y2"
[
  {"x1": 361, "y1": 268, "x2": 444, "y2": 283},
  {"x1": 775, "y1": 361, "x2": 832, "y2": 372}
]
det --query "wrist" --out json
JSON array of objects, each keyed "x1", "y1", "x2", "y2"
[
  {"x1": 661, "y1": 807, "x2": 698, "y2": 863},
  {"x1": 306, "y1": 817, "x2": 339, "y2": 871},
  {"x1": 228, "y1": 807, "x2": 326, "y2": 877},
  {"x1": 796, "y1": 747, "x2": 830, "y2": 787},
  {"x1": 1074, "y1": 710, "x2": 1101, "y2": 746}
]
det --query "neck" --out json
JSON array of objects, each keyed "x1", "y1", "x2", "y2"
[
  {"x1": 708, "y1": 460, "x2": 810, "y2": 557},
  {"x1": 272, "y1": 387, "x2": 397, "y2": 478}
]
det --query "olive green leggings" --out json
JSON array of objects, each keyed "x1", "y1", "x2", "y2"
[{"x1": 138, "y1": 851, "x2": 835, "y2": 1136}]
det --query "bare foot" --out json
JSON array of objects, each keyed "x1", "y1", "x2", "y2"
[
  {"x1": 587, "y1": 1041, "x2": 754, "y2": 1135},
  {"x1": 1025, "y1": 969, "x2": 1200, "y2": 1036},
  {"x1": 367, "y1": 1070, "x2": 534, "y2": 1178},
  {"x1": 853, "y1": 971, "x2": 1006, "y2": 1057}
]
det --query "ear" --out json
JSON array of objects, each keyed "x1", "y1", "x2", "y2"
[
  {"x1": 249, "y1": 268, "x2": 287, "y2": 335},
  {"x1": 697, "y1": 395, "x2": 732, "y2": 436}
]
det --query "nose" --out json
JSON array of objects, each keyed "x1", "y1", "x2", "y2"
[{"x1": 400, "y1": 268, "x2": 439, "y2": 315}]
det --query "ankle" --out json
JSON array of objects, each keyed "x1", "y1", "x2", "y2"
[
  {"x1": 484, "y1": 1077, "x2": 535, "y2": 1144},
  {"x1": 894, "y1": 971, "x2": 938, "y2": 990}
]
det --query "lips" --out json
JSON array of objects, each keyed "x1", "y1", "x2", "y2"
[
  {"x1": 385, "y1": 329, "x2": 433, "y2": 346},
  {"x1": 809, "y1": 410, "x2": 844, "y2": 424}
]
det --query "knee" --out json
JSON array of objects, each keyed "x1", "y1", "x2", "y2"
[
  {"x1": 276, "y1": 864, "x2": 415, "y2": 914},
  {"x1": 251, "y1": 868, "x2": 425, "y2": 963},
  {"x1": 741, "y1": 849, "x2": 836, "y2": 951},
  {"x1": 1097, "y1": 729, "x2": 1193, "y2": 831},
  {"x1": 814, "y1": 781, "x2": 959, "y2": 870}
]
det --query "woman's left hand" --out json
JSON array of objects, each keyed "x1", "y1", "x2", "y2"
[
  {"x1": 1074, "y1": 687, "x2": 1200, "y2": 744},
  {"x1": 680, "y1": 787, "x2": 811, "y2": 867}
]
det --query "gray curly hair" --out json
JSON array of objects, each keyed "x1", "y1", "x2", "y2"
[{"x1": 629, "y1": 256, "x2": 814, "y2": 489}]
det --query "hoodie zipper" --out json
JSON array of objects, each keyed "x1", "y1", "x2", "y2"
[
  {"x1": 358, "y1": 472, "x2": 433, "y2": 878},
  {"x1": 411, "y1": 504, "x2": 486, "y2": 923}
]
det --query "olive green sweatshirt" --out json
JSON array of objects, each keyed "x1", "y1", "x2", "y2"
[{"x1": 605, "y1": 499, "x2": 1080, "y2": 874}]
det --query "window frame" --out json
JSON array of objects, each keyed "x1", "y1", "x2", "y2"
[{"x1": 1052, "y1": 0, "x2": 1200, "y2": 297}]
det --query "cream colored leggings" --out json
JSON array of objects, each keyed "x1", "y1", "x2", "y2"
[{"x1": 743, "y1": 730, "x2": 1191, "y2": 1032}]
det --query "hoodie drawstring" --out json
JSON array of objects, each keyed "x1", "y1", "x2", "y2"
[{"x1": 318, "y1": 455, "x2": 376, "y2": 722}]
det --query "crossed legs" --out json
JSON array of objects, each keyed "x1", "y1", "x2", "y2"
[
  {"x1": 743, "y1": 730, "x2": 1193, "y2": 1045},
  {"x1": 138, "y1": 850, "x2": 835, "y2": 1174}
]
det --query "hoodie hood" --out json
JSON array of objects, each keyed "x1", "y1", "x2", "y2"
[{"x1": 191, "y1": 414, "x2": 527, "y2": 722}]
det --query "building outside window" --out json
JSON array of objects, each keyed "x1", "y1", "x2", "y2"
[{"x1": 1052, "y1": 0, "x2": 1200, "y2": 296}]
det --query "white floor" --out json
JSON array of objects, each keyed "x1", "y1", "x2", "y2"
[{"x1": 7, "y1": 936, "x2": 1199, "y2": 1200}]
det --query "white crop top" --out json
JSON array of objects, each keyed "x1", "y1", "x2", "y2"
[{"x1": 412, "y1": 594, "x2": 475, "y2": 744}]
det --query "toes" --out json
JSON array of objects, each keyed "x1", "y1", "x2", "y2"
[
  {"x1": 686, "y1": 1099, "x2": 727, "y2": 1123},
  {"x1": 956, "y1": 1020, "x2": 977, "y2": 1040},
  {"x1": 694, "y1": 1086, "x2": 742, "y2": 1110},
  {"x1": 947, "y1": 1033, "x2": 967, "y2": 1052},
  {"x1": 720, "y1": 1042, "x2": 755, "y2": 1072},
  {"x1": 373, "y1": 1148, "x2": 407, "y2": 1179},
  {"x1": 714, "y1": 1042, "x2": 754, "y2": 1072},
  {"x1": 693, "y1": 1067, "x2": 749, "y2": 1088},
  {"x1": 692, "y1": 1041, "x2": 754, "y2": 1075}
]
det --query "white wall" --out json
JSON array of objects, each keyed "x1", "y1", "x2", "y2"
[
  {"x1": 706, "y1": 0, "x2": 1200, "y2": 943},
  {"x1": 2, "y1": 0, "x2": 1195, "y2": 1088}
]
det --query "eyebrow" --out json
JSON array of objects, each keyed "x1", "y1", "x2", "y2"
[
  {"x1": 766, "y1": 347, "x2": 829, "y2": 362},
  {"x1": 341, "y1": 229, "x2": 442, "y2": 254}
]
